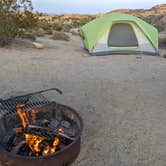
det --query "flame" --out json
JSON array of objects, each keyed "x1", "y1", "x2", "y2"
[
  {"x1": 30, "y1": 108, "x2": 37, "y2": 121},
  {"x1": 43, "y1": 145, "x2": 50, "y2": 155},
  {"x1": 16, "y1": 104, "x2": 61, "y2": 156},
  {"x1": 25, "y1": 134, "x2": 44, "y2": 154},
  {"x1": 58, "y1": 128, "x2": 63, "y2": 133},
  {"x1": 25, "y1": 134, "x2": 60, "y2": 155},
  {"x1": 51, "y1": 137, "x2": 60, "y2": 153},
  {"x1": 43, "y1": 137, "x2": 60, "y2": 155},
  {"x1": 17, "y1": 106, "x2": 29, "y2": 128},
  {"x1": 17, "y1": 105, "x2": 38, "y2": 128},
  {"x1": 15, "y1": 127, "x2": 24, "y2": 135}
]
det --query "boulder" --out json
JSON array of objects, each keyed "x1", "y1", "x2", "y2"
[
  {"x1": 70, "y1": 28, "x2": 79, "y2": 36},
  {"x1": 33, "y1": 42, "x2": 44, "y2": 49}
]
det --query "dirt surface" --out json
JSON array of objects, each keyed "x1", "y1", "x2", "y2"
[{"x1": 0, "y1": 35, "x2": 166, "y2": 166}]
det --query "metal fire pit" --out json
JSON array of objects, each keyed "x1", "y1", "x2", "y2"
[{"x1": 0, "y1": 89, "x2": 83, "y2": 166}]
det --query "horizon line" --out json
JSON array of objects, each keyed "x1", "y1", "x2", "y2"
[{"x1": 32, "y1": 3, "x2": 165, "y2": 15}]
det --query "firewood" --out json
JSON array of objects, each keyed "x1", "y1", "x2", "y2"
[
  {"x1": 11, "y1": 141, "x2": 26, "y2": 154},
  {"x1": 25, "y1": 125, "x2": 75, "y2": 141}
]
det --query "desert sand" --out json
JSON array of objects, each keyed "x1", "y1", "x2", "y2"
[{"x1": 0, "y1": 35, "x2": 166, "y2": 166}]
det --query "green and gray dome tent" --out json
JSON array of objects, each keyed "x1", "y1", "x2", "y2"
[{"x1": 80, "y1": 13, "x2": 159, "y2": 56}]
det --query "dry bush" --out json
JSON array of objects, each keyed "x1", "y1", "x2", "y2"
[
  {"x1": 19, "y1": 31, "x2": 36, "y2": 41},
  {"x1": 0, "y1": 0, "x2": 34, "y2": 46},
  {"x1": 0, "y1": 14, "x2": 17, "y2": 45},
  {"x1": 37, "y1": 20, "x2": 53, "y2": 35},
  {"x1": 159, "y1": 32, "x2": 166, "y2": 47},
  {"x1": 50, "y1": 31, "x2": 70, "y2": 41},
  {"x1": 76, "y1": 17, "x2": 93, "y2": 26},
  {"x1": 154, "y1": 23, "x2": 165, "y2": 32},
  {"x1": 35, "y1": 28, "x2": 46, "y2": 37},
  {"x1": 52, "y1": 22, "x2": 63, "y2": 31},
  {"x1": 146, "y1": 14, "x2": 165, "y2": 32},
  {"x1": 62, "y1": 24, "x2": 73, "y2": 32}
]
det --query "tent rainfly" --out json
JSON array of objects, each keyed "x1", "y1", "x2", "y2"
[{"x1": 80, "y1": 13, "x2": 159, "y2": 56}]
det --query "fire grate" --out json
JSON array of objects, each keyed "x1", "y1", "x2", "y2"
[{"x1": 0, "y1": 88, "x2": 62, "y2": 118}]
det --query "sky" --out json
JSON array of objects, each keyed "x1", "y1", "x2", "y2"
[{"x1": 32, "y1": 0, "x2": 166, "y2": 14}]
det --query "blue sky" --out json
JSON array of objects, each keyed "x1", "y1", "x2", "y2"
[{"x1": 32, "y1": 0, "x2": 166, "y2": 14}]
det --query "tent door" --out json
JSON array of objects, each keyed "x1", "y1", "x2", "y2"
[{"x1": 108, "y1": 23, "x2": 138, "y2": 47}]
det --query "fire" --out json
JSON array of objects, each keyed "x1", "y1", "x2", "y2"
[
  {"x1": 16, "y1": 104, "x2": 61, "y2": 156},
  {"x1": 25, "y1": 134, "x2": 44, "y2": 154},
  {"x1": 58, "y1": 128, "x2": 63, "y2": 133},
  {"x1": 51, "y1": 137, "x2": 60, "y2": 153},
  {"x1": 43, "y1": 146, "x2": 50, "y2": 155},
  {"x1": 17, "y1": 106, "x2": 29, "y2": 128},
  {"x1": 43, "y1": 137, "x2": 60, "y2": 156},
  {"x1": 25, "y1": 134, "x2": 60, "y2": 156},
  {"x1": 17, "y1": 105, "x2": 37, "y2": 128},
  {"x1": 15, "y1": 127, "x2": 24, "y2": 135},
  {"x1": 30, "y1": 108, "x2": 37, "y2": 121}
]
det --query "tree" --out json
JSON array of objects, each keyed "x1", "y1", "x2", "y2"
[{"x1": 0, "y1": 0, "x2": 35, "y2": 46}]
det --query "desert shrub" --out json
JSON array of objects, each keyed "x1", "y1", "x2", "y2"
[
  {"x1": 159, "y1": 32, "x2": 166, "y2": 46},
  {"x1": 0, "y1": 0, "x2": 34, "y2": 46},
  {"x1": 19, "y1": 31, "x2": 36, "y2": 41},
  {"x1": 50, "y1": 31, "x2": 70, "y2": 41},
  {"x1": 17, "y1": 11, "x2": 38, "y2": 30},
  {"x1": 46, "y1": 29, "x2": 53, "y2": 35},
  {"x1": 35, "y1": 28, "x2": 46, "y2": 37},
  {"x1": 78, "y1": 17, "x2": 93, "y2": 26},
  {"x1": 154, "y1": 23, "x2": 165, "y2": 32},
  {"x1": 52, "y1": 22, "x2": 63, "y2": 31},
  {"x1": 37, "y1": 20, "x2": 53, "y2": 34},
  {"x1": 0, "y1": 13, "x2": 16, "y2": 45},
  {"x1": 62, "y1": 24, "x2": 73, "y2": 32}
]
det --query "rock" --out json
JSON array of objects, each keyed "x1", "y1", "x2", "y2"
[
  {"x1": 70, "y1": 28, "x2": 80, "y2": 36},
  {"x1": 33, "y1": 42, "x2": 44, "y2": 49}
]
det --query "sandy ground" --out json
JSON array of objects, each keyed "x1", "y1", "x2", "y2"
[{"x1": 0, "y1": 35, "x2": 166, "y2": 166}]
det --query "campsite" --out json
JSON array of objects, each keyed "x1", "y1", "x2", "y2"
[
  {"x1": 0, "y1": 1, "x2": 166, "y2": 166},
  {"x1": 0, "y1": 28, "x2": 165, "y2": 166}
]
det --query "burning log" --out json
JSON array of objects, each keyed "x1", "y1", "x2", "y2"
[
  {"x1": 25, "y1": 125, "x2": 75, "y2": 141},
  {"x1": 12, "y1": 105, "x2": 76, "y2": 156}
]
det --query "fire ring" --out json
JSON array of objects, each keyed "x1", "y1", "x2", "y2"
[{"x1": 0, "y1": 102, "x2": 83, "y2": 166}]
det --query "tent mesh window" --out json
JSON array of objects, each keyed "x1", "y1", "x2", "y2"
[{"x1": 108, "y1": 23, "x2": 138, "y2": 47}]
